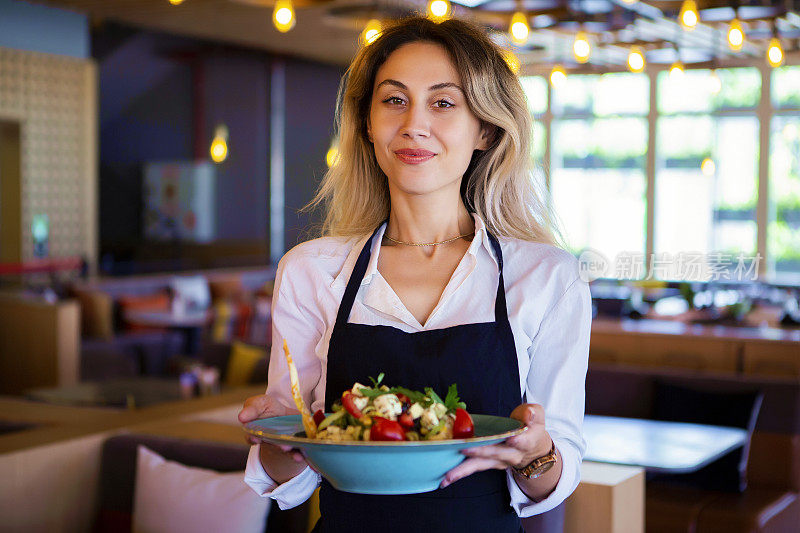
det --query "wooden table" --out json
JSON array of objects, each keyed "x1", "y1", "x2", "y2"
[{"x1": 583, "y1": 414, "x2": 748, "y2": 473}]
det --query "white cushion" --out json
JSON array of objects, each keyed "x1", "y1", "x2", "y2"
[{"x1": 133, "y1": 445, "x2": 270, "y2": 533}]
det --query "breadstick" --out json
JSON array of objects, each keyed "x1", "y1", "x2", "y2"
[{"x1": 283, "y1": 339, "x2": 317, "y2": 438}]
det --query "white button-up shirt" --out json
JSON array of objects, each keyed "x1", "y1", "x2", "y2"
[{"x1": 244, "y1": 214, "x2": 591, "y2": 518}]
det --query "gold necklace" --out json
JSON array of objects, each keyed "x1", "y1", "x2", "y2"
[{"x1": 383, "y1": 231, "x2": 475, "y2": 247}]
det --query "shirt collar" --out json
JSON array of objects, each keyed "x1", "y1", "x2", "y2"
[{"x1": 330, "y1": 213, "x2": 498, "y2": 289}]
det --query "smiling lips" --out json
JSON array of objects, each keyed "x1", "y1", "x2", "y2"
[{"x1": 394, "y1": 149, "x2": 435, "y2": 164}]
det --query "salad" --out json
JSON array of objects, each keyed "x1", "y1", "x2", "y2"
[{"x1": 311, "y1": 373, "x2": 475, "y2": 442}]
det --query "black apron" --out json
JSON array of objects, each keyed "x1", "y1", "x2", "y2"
[{"x1": 313, "y1": 224, "x2": 523, "y2": 533}]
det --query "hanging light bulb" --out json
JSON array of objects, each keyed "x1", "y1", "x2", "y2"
[
  {"x1": 509, "y1": 12, "x2": 530, "y2": 45},
  {"x1": 701, "y1": 157, "x2": 715, "y2": 176},
  {"x1": 727, "y1": 19, "x2": 745, "y2": 51},
  {"x1": 679, "y1": 0, "x2": 699, "y2": 30},
  {"x1": 427, "y1": 0, "x2": 450, "y2": 22},
  {"x1": 573, "y1": 31, "x2": 591, "y2": 63},
  {"x1": 709, "y1": 69, "x2": 722, "y2": 93},
  {"x1": 325, "y1": 142, "x2": 339, "y2": 167},
  {"x1": 550, "y1": 64, "x2": 567, "y2": 88},
  {"x1": 670, "y1": 61, "x2": 684, "y2": 77},
  {"x1": 168, "y1": 0, "x2": 185, "y2": 5},
  {"x1": 273, "y1": 0, "x2": 295, "y2": 33},
  {"x1": 501, "y1": 49, "x2": 521, "y2": 74},
  {"x1": 627, "y1": 46, "x2": 646, "y2": 72},
  {"x1": 210, "y1": 124, "x2": 229, "y2": 164},
  {"x1": 621, "y1": 0, "x2": 638, "y2": 4},
  {"x1": 360, "y1": 19, "x2": 382, "y2": 46},
  {"x1": 767, "y1": 37, "x2": 784, "y2": 67}
]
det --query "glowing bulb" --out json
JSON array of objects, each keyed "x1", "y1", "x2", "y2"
[
  {"x1": 767, "y1": 37, "x2": 783, "y2": 67},
  {"x1": 627, "y1": 46, "x2": 645, "y2": 72},
  {"x1": 502, "y1": 49, "x2": 520, "y2": 74},
  {"x1": 709, "y1": 70, "x2": 722, "y2": 94},
  {"x1": 679, "y1": 0, "x2": 698, "y2": 29},
  {"x1": 621, "y1": 0, "x2": 638, "y2": 4},
  {"x1": 273, "y1": 0, "x2": 295, "y2": 33},
  {"x1": 325, "y1": 144, "x2": 339, "y2": 167},
  {"x1": 210, "y1": 125, "x2": 229, "y2": 164},
  {"x1": 727, "y1": 19, "x2": 744, "y2": 51},
  {"x1": 701, "y1": 157, "x2": 715, "y2": 176},
  {"x1": 509, "y1": 12, "x2": 530, "y2": 45},
  {"x1": 550, "y1": 64, "x2": 567, "y2": 87},
  {"x1": 360, "y1": 19, "x2": 382, "y2": 46},
  {"x1": 169, "y1": 0, "x2": 184, "y2": 5},
  {"x1": 573, "y1": 31, "x2": 591, "y2": 63},
  {"x1": 427, "y1": 0, "x2": 450, "y2": 22},
  {"x1": 669, "y1": 61, "x2": 684, "y2": 77}
]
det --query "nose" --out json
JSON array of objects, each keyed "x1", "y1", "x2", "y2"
[{"x1": 400, "y1": 102, "x2": 430, "y2": 139}]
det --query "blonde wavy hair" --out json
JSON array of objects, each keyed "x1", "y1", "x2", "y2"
[{"x1": 306, "y1": 16, "x2": 563, "y2": 247}]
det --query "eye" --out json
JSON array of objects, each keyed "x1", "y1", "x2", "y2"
[
  {"x1": 434, "y1": 99, "x2": 455, "y2": 109},
  {"x1": 382, "y1": 96, "x2": 405, "y2": 105}
]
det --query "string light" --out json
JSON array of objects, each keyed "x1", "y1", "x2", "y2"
[
  {"x1": 360, "y1": 19, "x2": 382, "y2": 46},
  {"x1": 509, "y1": 11, "x2": 530, "y2": 45},
  {"x1": 701, "y1": 157, "x2": 715, "y2": 176},
  {"x1": 573, "y1": 31, "x2": 591, "y2": 63},
  {"x1": 727, "y1": 19, "x2": 745, "y2": 51},
  {"x1": 272, "y1": 0, "x2": 295, "y2": 33},
  {"x1": 627, "y1": 46, "x2": 646, "y2": 72},
  {"x1": 669, "y1": 61, "x2": 684, "y2": 77},
  {"x1": 550, "y1": 64, "x2": 567, "y2": 88},
  {"x1": 427, "y1": 0, "x2": 450, "y2": 22},
  {"x1": 325, "y1": 143, "x2": 339, "y2": 167},
  {"x1": 767, "y1": 37, "x2": 784, "y2": 67},
  {"x1": 502, "y1": 49, "x2": 521, "y2": 74},
  {"x1": 168, "y1": 0, "x2": 185, "y2": 5},
  {"x1": 679, "y1": 0, "x2": 699, "y2": 30},
  {"x1": 210, "y1": 124, "x2": 229, "y2": 164}
]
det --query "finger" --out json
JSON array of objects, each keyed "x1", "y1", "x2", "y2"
[
  {"x1": 440, "y1": 457, "x2": 506, "y2": 488},
  {"x1": 509, "y1": 403, "x2": 545, "y2": 428},
  {"x1": 238, "y1": 395, "x2": 271, "y2": 423},
  {"x1": 462, "y1": 444, "x2": 525, "y2": 466}
]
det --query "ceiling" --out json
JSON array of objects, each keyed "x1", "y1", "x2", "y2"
[{"x1": 36, "y1": 0, "x2": 800, "y2": 71}]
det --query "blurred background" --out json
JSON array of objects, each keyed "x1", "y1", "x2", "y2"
[{"x1": 1, "y1": 1, "x2": 799, "y2": 532}]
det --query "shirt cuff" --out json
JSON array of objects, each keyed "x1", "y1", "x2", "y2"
[
  {"x1": 506, "y1": 436, "x2": 582, "y2": 518},
  {"x1": 244, "y1": 443, "x2": 321, "y2": 510}
]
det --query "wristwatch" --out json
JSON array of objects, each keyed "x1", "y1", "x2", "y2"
[{"x1": 513, "y1": 440, "x2": 558, "y2": 479}]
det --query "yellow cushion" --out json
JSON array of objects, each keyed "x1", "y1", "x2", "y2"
[{"x1": 225, "y1": 341, "x2": 266, "y2": 386}]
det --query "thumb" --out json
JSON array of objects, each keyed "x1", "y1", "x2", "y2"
[{"x1": 238, "y1": 395, "x2": 271, "y2": 423}]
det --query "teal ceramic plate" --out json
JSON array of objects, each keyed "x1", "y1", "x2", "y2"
[{"x1": 243, "y1": 414, "x2": 525, "y2": 495}]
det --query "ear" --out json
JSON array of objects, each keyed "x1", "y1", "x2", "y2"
[{"x1": 476, "y1": 123, "x2": 496, "y2": 151}]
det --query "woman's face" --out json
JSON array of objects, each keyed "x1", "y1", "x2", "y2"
[{"x1": 367, "y1": 41, "x2": 490, "y2": 199}]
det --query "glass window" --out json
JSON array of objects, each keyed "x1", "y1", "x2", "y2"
[
  {"x1": 519, "y1": 75, "x2": 547, "y2": 116},
  {"x1": 769, "y1": 115, "x2": 800, "y2": 283},
  {"x1": 772, "y1": 66, "x2": 800, "y2": 109},
  {"x1": 655, "y1": 115, "x2": 758, "y2": 280},
  {"x1": 657, "y1": 68, "x2": 760, "y2": 114}
]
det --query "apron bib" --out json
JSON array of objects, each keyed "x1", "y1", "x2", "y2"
[{"x1": 314, "y1": 225, "x2": 523, "y2": 533}]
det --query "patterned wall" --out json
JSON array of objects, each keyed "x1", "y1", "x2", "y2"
[{"x1": 0, "y1": 45, "x2": 96, "y2": 267}]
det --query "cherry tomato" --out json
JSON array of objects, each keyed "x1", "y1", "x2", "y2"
[
  {"x1": 396, "y1": 393, "x2": 410, "y2": 405},
  {"x1": 341, "y1": 392, "x2": 363, "y2": 418},
  {"x1": 313, "y1": 409, "x2": 325, "y2": 426},
  {"x1": 370, "y1": 417, "x2": 406, "y2": 441},
  {"x1": 453, "y1": 408, "x2": 474, "y2": 438},
  {"x1": 398, "y1": 412, "x2": 414, "y2": 429}
]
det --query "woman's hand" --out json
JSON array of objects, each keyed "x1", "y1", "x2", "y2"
[
  {"x1": 238, "y1": 394, "x2": 311, "y2": 483},
  {"x1": 440, "y1": 404, "x2": 559, "y2": 496}
]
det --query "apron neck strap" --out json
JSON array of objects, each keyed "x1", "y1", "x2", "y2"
[{"x1": 335, "y1": 223, "x2": 508, "y2": 328}]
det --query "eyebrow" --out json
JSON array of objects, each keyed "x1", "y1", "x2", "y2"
[{"x1": 376, "y1": 79, "x2": 464, "y2": 93}]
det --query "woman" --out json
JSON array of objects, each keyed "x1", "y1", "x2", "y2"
[{"x1": 239, "y1": 15, "x2": 591, "y2": 532}]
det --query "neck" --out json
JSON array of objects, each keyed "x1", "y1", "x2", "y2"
[{"x1": 385, "y1": 191, "x2": 474, "y2": 246}]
